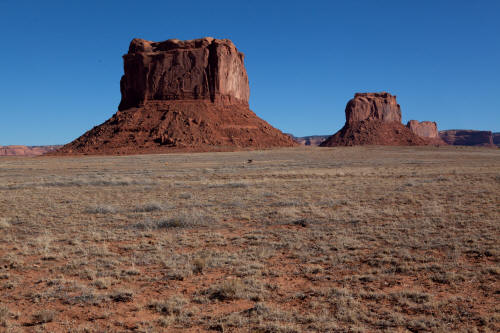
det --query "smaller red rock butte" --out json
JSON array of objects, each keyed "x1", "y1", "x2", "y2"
[
  {"x1": 321, "y1": 92, "x2": 440, "y2": 146},
  {"x1": 406, "y1": 120, "x2": 447, "y2": 145}
]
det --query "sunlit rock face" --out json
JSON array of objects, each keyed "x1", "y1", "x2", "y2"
[
  {"x1": 345, "y1": 92, "x2": 402, "y2": 125},
  {"x1": 118, "y1": 37, "x2": 250, "y2": 110},
  {"x1": 406, "y1": 120, "x2": 439, "y2": 138}
]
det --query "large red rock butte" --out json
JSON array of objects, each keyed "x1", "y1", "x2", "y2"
[
  {"x1": 52, "y1": 37, "x2": 296, "y2": 155},
  {"x1": 321, "y1": 92, "x2": 434, "y2": 146}
]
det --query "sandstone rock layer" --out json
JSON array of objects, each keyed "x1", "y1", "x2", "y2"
[
  {"x1": 53, "y1": 38, "x2": 296, "y2": 155},
  {"x1": 439, "y1": 130, "x2": 495, "y2": 147},
  {"x1": 406, "y1": 120, "x2": 446, "y2": 145},
  {"x1": 346, "y1": 92, "x2": 402, "y2": 124},
  {"x1": 321, "y1": 92, "x2": 431, "y2": 147}
]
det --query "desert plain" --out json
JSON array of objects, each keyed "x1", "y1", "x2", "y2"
[{"x1": 0, "y1": 146, "x2": 498, "y2": 332}]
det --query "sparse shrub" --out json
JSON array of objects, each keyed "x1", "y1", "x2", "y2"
[
  {"x1": 179, "y1": 193, "x2": 192, "y2": 199},
  {"x1": 84, "y1": 204, "x2": 117, "y2": 214},
  {"x1": 0, "y1": 218, "x2": 10, "y2": 229},
  {"x1": 192, "y1": 258, "x2": 206, "y2": 274},
  {"x1": 207, "y1": 279, "x2": 244, "y2": 301},
  {"x1": 110, "y1": 290, "x2": 133, "y2": 302},
  {"x1": 31, "y1": 309, "x2": 55, "y2": 324},
  {"x1": 148, "y1": 295, "x2": 187, "y2": 316},
  {"x1": 0, "y1": 305, "x2": 8, "y2": 327},
  {"x1": 133, "y1": 202, "x2": 164, "y2": 212},
  {"x1": 134, "y1": 211, "x2": 213, "y2": 230}
]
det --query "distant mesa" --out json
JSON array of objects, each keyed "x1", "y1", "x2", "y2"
[
  {"x1": 439, "y1": 130, "x2": 496, "y2": 147},
  {"x1": 288, "y1": 134, "x2": 329, "y2": 146},
  {"x1": 0, "y1": 145, "x2": 61, "y2": 156},
  {"x1": 321, "y1": 92, "x2": 438, "y2": 146},
  {"x1": 52, "y1": 37, "x2": 296, "y2": 155}
]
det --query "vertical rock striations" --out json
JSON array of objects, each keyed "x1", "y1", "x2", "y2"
[{"x1": 53, "y1": 37, "x2": 296, "y2": 155}]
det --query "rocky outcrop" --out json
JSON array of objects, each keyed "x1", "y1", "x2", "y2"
[
  {"x1": 0, "y1": 145, "x2": 61, "y2": 156},
  {"x1": 53, "y1": 37, "x2": 296, "y2": 155},
  {"x1": 406, "y1": 120, "x2": 447, "y2": 145},
  {"x1": 439, "y1": 130, "x2": 495, "y2": 147},
  {"x1": 321, "y1": 92, "x2": 430, "y2": 147}
]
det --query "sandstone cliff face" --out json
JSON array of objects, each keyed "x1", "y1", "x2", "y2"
[
  {"x1": 53, "y1": 38, "x2": 296, "y2": 155},
  {"x1": 119, "y1": 38, "x2": 250, "y2": 110},
  {"x1": 406, "y1": 120, "x2": 439, "y2": 138},
  {"x1": 321, "y1": 92, "x2": 428, "y2": 147},
  {"x1": 439, "y1": 130, "x2": 495, "y2": 147},
  {"x1": 406, "y1": 120, "x2": 447, "y2": 145},
  {"x1": 0, "y1": 145, "x2": 61, "y2": 156},
  {"x1": 345, "y1": 92, "x2": 401, "y2": 125}
]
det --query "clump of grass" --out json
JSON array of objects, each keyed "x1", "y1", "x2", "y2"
[
  {"x1": 0, "y1": 306, "x2": 8, "y2": 328},
  {"x1": 206, "y1": 279, "x2": 244, "y2": 301},
  {"x1": 84, "y1": 204, "x2": 117, "y2": 214},
  {"x1": 134, "y1": 211, "x2": 214, "y2": 230},
  {"x1": 109, "y1": 290, "x2": 133, "y2": 302},
  {"x1": 148, "y1": 295, "x2": 187, "y2": 316},
  {"x1": 192, "y1": 258, "x2": 206, "y2": 274},
  {"x1": 0, "y1": 218, "x2": 10, "y2": 229},
  {"x1": 133, "y1": 202, "x2": 165, "y2": 212},
  {"x1": 31, "y1": 309, "x2": 55, "y2": 324}
]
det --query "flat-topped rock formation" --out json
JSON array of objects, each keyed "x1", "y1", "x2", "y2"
[
  {"x1": 439, "y1": 130, "x2": 495, "y2": 147},
  {"x1": 406, "y1": 120, "x2": 447, "y2": 145},
  {"x1": 346, "y1": 92, "x2": 402, "y2": 124},
  {"x1": 0, "y1": 145, "x2": 61, "y2": 156},
  {"x1": 321, "y1": 92, "x2": 430, "y2": 146},
  {"x1": 119, "y1": 38, "x2": 250, "y2": 110},
  {"x1": 53, "y1": 37, "x2": 296, "y2": 155}
]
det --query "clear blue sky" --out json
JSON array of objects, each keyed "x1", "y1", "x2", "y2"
[{"x1": 1, "y1": 0, "x2": 499, "y2": 145}]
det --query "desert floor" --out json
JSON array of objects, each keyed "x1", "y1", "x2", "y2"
[{"x1": 0, "y1": 146, "x2": 498, "y2": 332}]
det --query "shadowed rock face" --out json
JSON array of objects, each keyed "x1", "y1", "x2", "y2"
[
  {"x1": 119, "y1": 38, "x2": 250, "y2": 110},
  {"x1": 346, "y1": 92, "x2": 401, "y2": 125},
  {"x1": 439, "y1": 130, "x2": 495, "y2": 147},
  {"x1": 52, "y1": 37, "x2": 296, "y2": 155},
  {"x1": 494, "y1": 133, "x2": 500, "y2": 147},
  {"x1": 321, "y1": 92, "x2": 428, "y2": 147}
]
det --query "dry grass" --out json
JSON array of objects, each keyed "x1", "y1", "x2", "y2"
[{"x1": 0, "y1": 146, "x2": 498, "y2": 332}]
